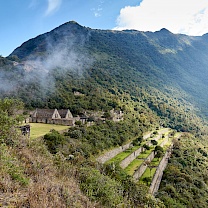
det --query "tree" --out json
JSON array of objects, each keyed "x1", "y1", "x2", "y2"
[
  {"x1": 143, "y1": 144, "x2": 150, "y2": 150},
  {"x1": 142, "y1": 177, "x2": 152, "y2": 186},
  {"x1": 0, "y1": 98, "x2": 24, "y2": 116},
  {"x1": 137, "y1": 136, "x2": 143, "y2": 143},
  {"x1": 155, "y1": 150, "x2": 163, "y2": 160},
  {"x1": 151, "y1": 139, "x2": 158, "y2": 146},
  {"x1": 0, "y1": 98, "x2": 24, "y2": 144},
  {"x1": 154, "y1": 145, "x2": 164, "y2": 153},
  {"x1": 75, "y1": 120, "x2": 82, "y2": 126}
]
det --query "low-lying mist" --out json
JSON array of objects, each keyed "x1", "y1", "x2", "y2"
[{"x1": 0, "y1": 28, "x2": 93, "y2": 102}]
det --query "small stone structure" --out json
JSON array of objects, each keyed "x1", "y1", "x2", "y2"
[{"x1": 110, "y1": 109, "x2": 124, "y2": 122}]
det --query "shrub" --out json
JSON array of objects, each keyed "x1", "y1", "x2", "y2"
[
  {"x1": 151, "y1": 139, "x2": 158, "y2": 145},
  {"x1": 68, "y1": 130, "x2": 82, "y2": 139},
  {"x1": 143, "y1": 144, "x2": 150, "y2": 150},
  {"x1": 79, "y1": 167, "x2": 124, "y2": 207},
  {"x1": 154, "y1": 145, "x2": 164, "y2": 153},
  {"x1": 75, "y1": 120, "x2": 82, "y2": 126},
  {"x1": 43, "y1": 130, "x2": 65, "y2": 154}
]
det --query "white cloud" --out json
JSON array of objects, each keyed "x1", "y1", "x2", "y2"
[
  {"x1": 114, "y1": 0, "x2": 208, "y2": 36},
  {"x1": 45, "y1": 0, "x2": 62, "y2": 16},
  {"x1": 92, "y1": 7, "x2": 103, "y2": 17},
  {"x1": 92, "y1": 0, "x2": 104, "y2": 17}
]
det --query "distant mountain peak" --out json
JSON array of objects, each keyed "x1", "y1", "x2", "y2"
[{"x1": 158, "y1": 28, "x2": 172, "y2": 34}]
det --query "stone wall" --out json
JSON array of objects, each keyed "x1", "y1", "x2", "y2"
[
  {"x1": 96, "y1": 143, "x2": 131, "y2": 164},
  {"x1": 29, "y1": 117, "x2": 75, "y2": 126},
  {"x1": 160, "y1": 137, "x2": 169, "y2": 147},
  {"x1": 133, "y1": 151, "x2": 155, "y2": 181},
  {"x1": 120, "y1": 147, "x2": 143, "y2": 168},
  {"x1": 149, "y1": 144, "x2": 173, "y2": 195},
  {"x1": 120, "y1": 132, "x2": 169, "y2": 169}
]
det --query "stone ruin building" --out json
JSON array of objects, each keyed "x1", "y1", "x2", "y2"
[{"x1": 30, "y1": 108, "x2": 75, "y2": 126}]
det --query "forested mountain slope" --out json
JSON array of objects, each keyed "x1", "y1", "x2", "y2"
[
  {"x1": 7, "y1": 21, "x2": 208, "y2": 117},
  {"x1": 1, "y1": 21, "x2": 208, "y2": 207}
]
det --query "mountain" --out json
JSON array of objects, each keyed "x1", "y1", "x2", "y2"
[
  {"x1": 1, "y1": 21, "x2": 208, "y2": 207},
  {"x1": 0, "y1": 21, "x2": 207, "y2": 134},
  {"x1": 5, "y1": 21, "x2": 208, "y2": 117}
]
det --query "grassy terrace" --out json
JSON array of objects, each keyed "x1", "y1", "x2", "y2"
[
  {"x1": 125, "y1": 147, "x2": 154, "y2": 175},
  {"x1": 106, "y1": 145, "x2": 140, "y2": 164},
  {"x1": 139, "y1": 157, "x2": 163, "y2": 185},
  {"x1": 139, "y1": 140, "x2": 173, "y2": 185},
  {"x1": 139, "y1": 167, "x2": 157, "y2": 184},
  {"x1": 29, "y1": 123, "x2": 69, "y2": 139},
  {"x1": 125, "y1": 158, "x2": 144, "y2": 175},
  {"x1": 125, "y1": 136, "x2": 171, "y2": 176}
]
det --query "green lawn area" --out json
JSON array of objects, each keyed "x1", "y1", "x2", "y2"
[
  {"x1": 125, "y1": 159, "x2": 144, "y2": 175},
  {"x1": 106, "y1": 145, "x2": 140, "y2": 164},
  {"x1": 137, "y1": 148, "x2": 153, "y2": 159},
  {"x1": 139, "y1": 167, "x2": 157, "y2": 185},
  {"x1": 29, "y1": 123, "x2": 69, "y2": 139},
  {"x1": 150, "y1": 157, "x2": 161, "y2": 166}
]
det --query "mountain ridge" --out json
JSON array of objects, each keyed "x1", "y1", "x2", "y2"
[
  {"x1": 1, "y1": 21, "x2": 208, "y2": 207},
  {"x1": 2, "y1": 20, "x2": 208, "y2": 122}
]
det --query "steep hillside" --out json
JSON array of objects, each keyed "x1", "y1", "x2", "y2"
[
  {"x1": 1, "y1": 21, "x2": 208, "y2": 207},
  {"x1": 8, "y1": 21, "x2": 208, "y2": 118}
]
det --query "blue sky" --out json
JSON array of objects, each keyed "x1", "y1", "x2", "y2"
[
  {"x1": 1, "y1": 0, "x2": 208, "y2": 57},
  {"x1": 0, "y1": 0, "x2": 140, "y2": 56}
]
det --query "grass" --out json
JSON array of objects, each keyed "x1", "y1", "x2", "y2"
[
  {"x1": 125, "y1": 159, "x2": 144, "y2": 175},
  {"x1": 107, "y1": 145, "x2": 140, "y2": 164},
  {"x1": 137, "y1": 148, "x2": 153, "y2": 159},
  {"x1": 150, "y1": 157, "x2": 161, "y2": 166},
  {"x1": 29, "y1": 123, "x2": 69, "y2": 139},
  {"x1": 139, "y1": 167, "x2": 157, "y2": 184}
]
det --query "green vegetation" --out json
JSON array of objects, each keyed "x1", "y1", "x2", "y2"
[
  {"x1": 125, "y1": 158, "x2": 144, "y2": 175},
  {"x1": 29, "y1": 123, "x2": 69, "y2": 139},
  {"x1": 140, "y1": 167, "x2": 157, "y2": 185},
  {"x1": 107, "y1": 145, "x2": 140, "y2": 164},
  {"x1": 157, "y1": 134, "x2": 208, "y2": 207},
  {"x1": 138, "y1": 148, "x2": 154, "y2": 159},
  {"x1": 1, "y1": 21, "x2": 208, "y2": 207}
]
